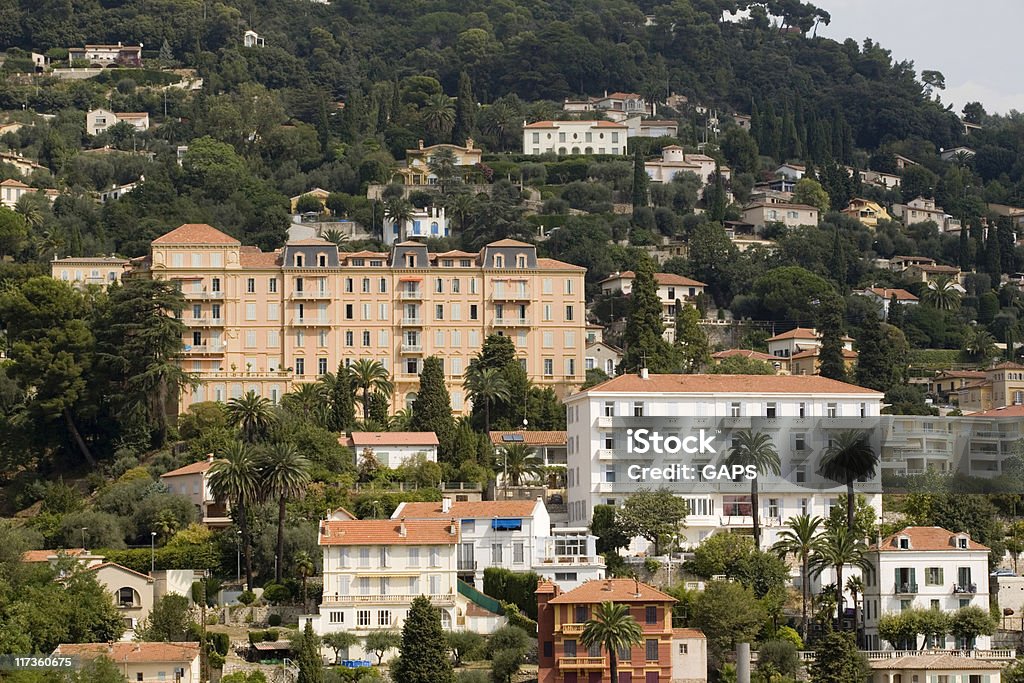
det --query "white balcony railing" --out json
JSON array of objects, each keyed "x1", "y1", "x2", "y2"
[
  {"x1": 189, "y1": 317, "x2": 224, "y2": 326},
  {"x1": 401, "y1": 344, "x2": 423, "y2": 353},
  {"x1": 321, "y1": 592, "x2": 455, "y2": 605},
  {"x1": 399, "y1": 291, "x2": 422, "y2": 300},
  {"x1": 182, "y1": 343, "x2": 226, "y2": 354},
  {"x1": 292, "y1": 290, "x2": 331, "y2": 299},
  {"x1": 184, "y1": 290, "x2": 224, "y2": 299},
  {"x1": 494, "y1": 317, "x2": 529, "y2": 326},
  {"x1": 401, "y1": 317, "x2": 422, "y2": 325}
]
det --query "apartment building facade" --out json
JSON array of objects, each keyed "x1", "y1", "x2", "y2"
[
  {"x1": 563, "y1": 373, "x2": 885, "y2": 550},
  {"x1": 137, "y1": 224, "x2": 586, "y2": 415},
  {"x1": 523, "y1": 120, "x2": 628, "y2": 156},
  {"x1": 862, "y1": 527, "x2": 992, "y2": 651}
]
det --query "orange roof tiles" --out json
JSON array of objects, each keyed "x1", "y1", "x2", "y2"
[
  {"x1": 580, "y1": 373, "x2": 883, "y2": 396},
  {"x1": 863, "y1": 287, "x2": 919, "y2": 301},
  {"x1": 523, "y1": 121, "x2": 558, "y2": 128},
  {"x1": 53, "y1": 642, "x2": 200, "y2": 663},
  {"x1": 871, "y1": 526, "x2": 989, "y2": 552},
  {"x1": 790, "y1": 348, "x2": 858, "y2": 360},
  {"x1": 160, "y1": 457, "x2": 214, "y2": 478},
  {"x1": 489, "y1": 430, "x2": 567, "y2": 446},
  {"x1": 537, "y1": 258, "x2": 586, "y2": 271},
  {"x1": 344, "y1": 432, "x2": 440, "y2": 447},
  {"x1": 711, "y1": 349, "x2": 778, "y2": 362},
  {"x1": 0, "y1": 178, "x2": 29, "y2": 188},
  {"x1": 599, "y1": 271, "x2": 706, "y2": 287},
  {"x1": 87, "y1": 562, "x2": 154, "y2": 582},
  {"x1": 22, "y1": 548, "x2": 88, "y2": 563},
  {"x1": 672, "y1": 628, "x2": 706, "y2": 639},
  {"x1": 548, "y1": 578, "x2": 676, "y2": 605},
  {"x1": 966, "y1": 405, "x2": 1024, "y2": 418},
  {"x1": 152, "y1": 224, "x2": 240, "y2": 245},
  {"x1": 397, "y1": 500, "x2": 539, "y2": 519},
  {"x1": 239, "y1": 246, "x2": 281, "y2": 267},
  {"x1": 319, "y1": 519, "x2": 459, "y2": 545},
  {"x1": 486, "y1": 239, "x2": 533, "y2": 248},
  {"x1": 766, "y1": 327, "x2": 817, "y2": 341}
]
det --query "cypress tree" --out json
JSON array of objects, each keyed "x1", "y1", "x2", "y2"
[
  {"x1": 854, "y1": 310, "x2": 893, "y2": 392},
  {"x1": 329, "y1": 363, "x2": 356, "y2": 432},
  {"x1": 619, "y1": 260, "x2": 677, "y2": 374},
  {"x1": 452, "y1": 71, "x2": 477, "y2": 145},
  {"x1": 632, "y1": 146, "x2": 648, "y2": 208},
  {"x1": 887, "y1": 294, "x2": 905, "y2": 328},
  {"x1": 817, "y1": 297, "x2": 847, "y2": 381},
  {"x1": 998, "y1": 220, "x2": 1016, "y2": 275},
  {"x1": 958, "y1": 225, "x2": 972, "y2": 271},
  {"x1": 392, "y1": 596, "x2": 454, "y2": 683},
  {"x1": 827, "y1": 228, "x2": 847, "y2": 293},
  {"x1": 297, "y1": 621, "x2": 325, "y2": 683},
  {"x1": 410, "y1": 356, "x2": 454, "y2": 456},
  {"x1": 985, "y1": 228, "x2": 1002, "y2": 284},
  {"x1": 674, "y1": 301, "x2": 710, "y2": 373},
  {"x1": 705, "y1": 164, "x2": 727, "y2": 222}
]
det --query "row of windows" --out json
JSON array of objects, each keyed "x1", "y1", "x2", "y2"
[
  {"x1": 572, "y1": 400, "x2": 869, "y2": 420},
  {"x1": 335, "y1": 574, "x2": 445, "y2": 597},
  {"x1": 337, "y1": 546, "x2": 442, "y2": 568},
  {"x1": 559, "y1": 638, "x2": 659, "y2": 661}
]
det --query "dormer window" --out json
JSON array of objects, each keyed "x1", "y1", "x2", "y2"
[
  {"x1": 898, "y1": 536, "x2": 910, "y2": 550},
  {"x1": 295, "y1": 254, "x2": 304, "y2": 267},
  {"x1": 318, "y1": 253, "x2": 327, "y2": 267},
  {"x1": 956, "y1": 536, "x2": 969, "y2": 549},
  {"x1": 516, "y1": 254, "x2": 526, "y2": 268},
  {"x1": 406, "y1": 254, "x2": 416, "y2": 268},
  {"x1": 494, "y1": 254, "x2": 504, "y2": 268}
]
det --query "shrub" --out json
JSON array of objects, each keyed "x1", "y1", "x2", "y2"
[
  {"x1": 261, "y1": 583, "x2": 291, "y2": 605},
  {"x1": 238, "y1": 591, "x2": 256, "y2": 605},
  {"x1": 268, "y1": 613, "x2": 283, "y2": 627}
]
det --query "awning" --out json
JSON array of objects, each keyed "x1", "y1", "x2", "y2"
[
  {"x1": 398, "y1": 276, "x2": 422, "y2": 282},
  {"x1": 492, "y1": 518, "x2": 523, "y2": 531}
]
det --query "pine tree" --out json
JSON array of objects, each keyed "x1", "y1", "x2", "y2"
[
  {"x1": 619, "y1": 261, "x2": 677, "y2": 374},
  {"x1": 854, "y1": 309, "x2": 894, "y2": 392},
  {"x1": 985, "y1": 228, "x2": 1002, "y2": 284},
  {"x1": 817, "y1": 297, "x2": 847, "y2": 382},
  {"x1": 887, "y1": 294, "x2": 905, "y2": 328},
  {"x1": 411, "y1": 356, "x2": 454, "y2": 457},
  {"x1": 632, "y1": 146, "x2": 648, "y2": 208},
  {"x1": 810, "y1": 630, "x2": 869, "y2": 683},
  {"x1": 674, "y1": 301, "x2": 710, "y2": 373},
  {"x1": 159, "y1": 39, "x2": 174, "y2": 65},
  {"x1": 452, "y1": 71, "x2": 477, "y2": 145},
  {"x1": 959, "y1": 226, "x2": 972, "y2": 271},
  {"x1": 392, "y1": 596, "x2": 454, "y2": 683},
  {"x1": 827, "y1": 228, "x2": 847, "y2": 293},
  {"x1": 297, "y1": 621, "x2": 325, "y2": 683}
]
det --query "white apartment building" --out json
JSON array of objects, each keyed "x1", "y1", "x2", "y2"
[
  {"x1": 86, "y1": 108, "x2": 150, "y2": 136},
  {"x1": 862, "y1": 527, "x2": 992, "y2": 651},
  {"x1": 303, "y1": 515, "x2": 505, "y2": 658},
  {"x1": 344, "y1": 431, "x2": 439, "y2": 468},
  {"x1": 599, "y1": 270, "x2": 706, "y2": 343},
  {"x1": 383, "y1": 205, "x2": 449, "y2": 245},
  {"x1": 563, "y1": 373, "x2": 885, "y2": 550},
  {"x1": 393, "y1": 498, "x2": 605, "y2": 590},
  {"x1": 522, "y1": 120, "x2": 628, "y2": 156}
]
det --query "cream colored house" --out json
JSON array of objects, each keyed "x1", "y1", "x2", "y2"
[
  {"x1": 841, "y1": 198, "x2": 892, "y2": 228},
  {"x1": 21, "y1": 548, "x2": 105, "y2": 568},
  {"x1": 765, "y1": 327, "x2": 854, "y2": 374},
  {"x1": 86, "y1": 108, "x2": 150, "y2": 136},
  {"x1": 741, "y1": 202, "x2": 819, "y2": 231},
  {"x1": 135, "y1": 224, "x2": 586, "y2": 416},
  {"x1": 67, "y1": 43, "x2": 142, "y2": 66},
  {"x1": 599, "y1": 270, "x2": 706, "y2": 342},
  {"x1": 893, "y1": 196, "x2": 961, "y2": 232},
  {"x1": 905, "y1": 264, "x2": 964, "y2": 288},
  {"x1": 343, "y1": 431, "x2": 440, "y2": 468},
  {"x1": 0, "y1": 151, "x2": 46, "y2": 175},
  {"x1": 855, "y1": 287, "x2": 919, "y2": 316},
  {"x1": 585, "y1": 340, "x2": 622, "y2": 377},
  {"x1": 670, "y1": 628, "x2": 709, "y2": 683},
  {"x1": 391, "y1": 139, "x2": 484, "y2": 186},
  {"x1": 956, "y1": 362, "x2": 1024, "y2": 413},
  {"x1": 53, "y1": 642, "x2": 201, "y2": 683},
  {"x1": 522, "y1": 120, "x2": 628, "y2": 155},
  {"x1": 159, "y1": 455, "x2": 232, "y2": 527},
  {"x1": 868, "y1": 652, "x2": 1008, "y2": 683},
  {"x1": 645, "y1": 146, "x2": 731, "y2": 186},
  {"x1": 51, "y1": 256, "x2": 131, "y2": 290},
  {"x1": 87, "y1": 562, "x2": 155, "y2": 636}
]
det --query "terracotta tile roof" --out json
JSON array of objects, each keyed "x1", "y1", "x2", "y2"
[
  {"x1": 486, "y1": 239, "x2": 533, "y2": 248},
  {"x1": 966, "y1": 405, "x2": 1024, "y2": 418},
  {"x1": 712, "y1": 349, "x2": 777, "y2": 362},
  {"x1": 935, "y1": 370, "x2": 986, "y2": 379},
  {"x1": 319, "y1": 519, "x2": 459, "y2": 546},
  {"x1": 160, "y1": 456, "x2": 215, "y2": 478},
  {"x1": 0, "y1": 178, "x2": 29, "y2": 188},
  {"x1": 434, "y1": 250, "x2": 478, "y2": 258},
  {"x1": 87, "y1": 561, "x2": 154, "y2": 582},
  {"x1": 766, "y1": 327, "x2": 818, "y2": 341},
  {"x1": 489, "y1": 430, "x2": 567, "y2": 446},
  {"x1": 152, "y1": 224, "x2": 240, "y2": 245},
  {"x1": 870, "y1": 526, "x2": 989, "y2": 552},
  {"x1": 640, "y1": 121, "x2": 679, "y2": 127},
  {"x1": 579, "y1": 373, "x2": 883, "y2": 396},
  {"x1": 603, "y1": 92, "x2": 641, "y2": 100},
  {"x1": 862, "y1": 287, "x2": 919, "y2": 301},
  {"x1": 672, "y1": 628, "x2": 706, "y2": 639},
  {"x1": 744, "y1": 201, "x2": 819, "y2": 212},
  {"x1": 537, "y1": 258, "x2": 586, "y2": 271},
  {"x1": 343, "y1": 250, "x2": 389, "y2": 259},
  {"x1": 790, "y1": 348, "x2": 858, "y2": 360},
  {"x1": 587, "y1": 340, "x2": 623, "y2": 353},
  {"x1": 22, "y1": 548, "x2": 87, "y2": 563},
  {"x1": 916, "y1": 265, "x2": 961, "y2": 273},
  {"x1": 662, "y1": 145, "x2": 683, "y2": 151},
  {"x1": 655, "y1": 273, "x2": 706, "y2": 287},
  {"x1": 344, "y1": 432, "x2": 440, "y2": 448},
  {"x1": 239, "y1": 246, "x2": 281, "y2": 267},
  {"x1": 536, "y1": 579, "x2": 557, "y2": 595},
  {"x1": 892, "y1": 255, "x2": 935, "y2": 262},
  {"x1": 777, "y1": 163, "x2": 806, "y2": 170},
  {"x1": 466, "y1": 601, "x2": 502, "y2": 617},
  {"x1": 51, "y1": 257, "x2": 129, "y2": 264},
  {"x1": 958, "y1": 380, "x2": 991, "y2": 390},
  {"x1": 867, "y1": 654, "x2": 1006, "y2": 670},
  {"x1": 591, "y1": 120, "x2": 628, "y2": 128},
  {"x1": 395, "y1": 500, "x2": 539, "y2": 519},
  {"x1": 116, "y1": 112, "x2": 149, "y2": 119},
  {"x1": 548, "y1": 578, "x2": 676, "y2": 605},
  {"x1": 53, "y1": 642, "x2": 200, "y2": 663},
  {"x1": 989, "y1": 361, "x2": 1024, "y2": 370},
  {"x1": 523, "y1": 121, "x2": 558, "y2": 128}
]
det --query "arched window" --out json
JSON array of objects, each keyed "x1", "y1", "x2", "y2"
[
  {"x1": 439, "y1": 609, "x2": 452, "y2": 630},
  {"x1": 405, "y1": 392, "x2": 418, "y2": 411},
  {"x1": 117, "y1": 587, "x2": 140, "y2": 608}
]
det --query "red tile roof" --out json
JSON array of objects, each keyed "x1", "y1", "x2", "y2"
[
  {"x1": 160, "y1": 456, "x2": 215, "y2": 478},
  {"x1": 537, "y1": 257, "x2": 586, "y2": 271},
  {"x1": 672, "y1": 628, "x2": 706, "y2": 639},
  {"x1": 966, "y1": 405, "x2": 1024, "y2": 418},
  {"x1": 712, "y1": 349, "x2": 778, "y2": 362},
  {"x1": 766, "y1": 327, "x2": 817, "y2": 341},
  {"x1": 22, "y1": 548, "x2": 88, "y2": 563},
  {"x1": 395, "y1": 500, "x2": 540, "y2": 519},
  {"x1": 935, "y1": 370, "x2": 986, "y2": 379},
  {"x1": 547, "y1": 578, "x2": 676, "y2": 605},
  {"x1": 871, "y1": 526, "x2": 989, "y2": 552},
  {"x1": 87, "y1": 561, "x2": 154, "y2": 582},
  {"x1": 53, "y1": 642, "x2": 200, "y2": 663},
  {"x1": 0, "y1": 178, "x2": 29, "y2": 188},
  {"x1": 486, "y1": 239, "x2": 533, "y2": 248},
  {"x1": 152, "y1": 224, "x2": 240, "y2": 245},
  {"x1": 580, "y1": 373, "x2": 883, "y2": 396},
  {"x1": 790, "y1": 348, "x2": 858, "y2": 360},
  {"x1": 862, "y1": 287, "x2": 919, "y2": 302},
  {"x1": 344, "y1": 432, "x2": 440, "y2": 447},
  {"x1": 867, "y1": 654, "x2": 1005, "y2": 671},
  {"x1": 744, "y1": 201, "x2": 819, "y2": 212},
  {"x1": 239, "y1": 246, "x2": 281, "y2": 267},
  {"x1": 319, "y1": 519, "x2": 459, "y2": 546},
  {"x1": 599, "y1": 271, "x2": 706, "y2": 287},
  {"x1": 489, "y1": 430, "x2": 567, "y2": 446},
  {"x1": 602, "y1": 92, "x2": 642, "y2": 100},
  {"x1": 523, "y1": 121, "x2": 558, "y2": 128}
]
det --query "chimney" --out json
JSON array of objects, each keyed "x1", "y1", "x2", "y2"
[
  {"x1": 442, "y1": 498, "x2": 452, "y2": 514},
  {"x1": 633, "y1": 577, "x2": 641, "y2": 597},
  {"x1": 206, "y1": 453, "x2": 214, "y2": 462},
  {"x1": 449, "y1": 518, "x2": 458, "y2": 535},
  {"x1": 398, "y1": 518, "x2": 407, "y2": 537},
  {"x1": 418, "y1": 139, "x2": 424, "y2": 150},
  {"x1": 640, "y1": 367, "x2": 649, "y2": 380}
]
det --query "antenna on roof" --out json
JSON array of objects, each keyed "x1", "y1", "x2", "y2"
[{"x1": 639, "y1": 353, "x2": 649, "y2": 380}]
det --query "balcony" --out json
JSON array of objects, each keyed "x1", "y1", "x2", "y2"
[
  {"x1": 189, "y1": 317, "x2": 224, "y2": 327},
  {"x1": 596, "y1": 416, "x2": 613, "y2": 429},
  {"x1": 399, "y1": 290, "x2": 422, "y2": 300},
  {"x1": 291, "y1": 290, "x2": 331, "y2": 299},
  {"x1": 492, "y1": 291, "x2": 530, "y2": 302},
  {"x1": 559, "y1": 657, "x2": 605, "y2": 669},
  {"x1": 182, "y1": 343, "x2": 225, "y2": 355},
  {"x1": 457, "y1": 560, "x2": 477, "y2": 572},
  {"x1": 597, "y1": 449, "x2": 616, "y2": 460},
  {"x1": 493, "y1": 317, "x2": 529, "y2": 327},
  {"x1": 401, "y1": 344, "x2": 424, "y2": 353},
  {"x1": 401, "y1": 317, "x2": 423, "y2": 326},
  {"x1": 954, "y1": 583, "x2": 978, "y2": 594},
  {"x1": 561, "y1": 623, "x2": 585, "y2": 635},
  {"x1": 894, "y1": 583, "x2": 918, "y2": 595},
  {"x1": 290, "y1": 317, "x2": 330, "y2": 326},
  {"x1": 184, "y1": 290, "x2": 224, "y2": 300},
  {"x1": 322, "y1": 592, "x2": 455, "y2": 606}
]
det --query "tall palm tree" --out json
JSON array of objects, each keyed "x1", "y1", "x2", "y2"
[
  {"x1": 421, "y1": 93, "x2": 456, "y2": 142},
  {"x1": 349, "y1": 359, "x2": 393, "y2": 422},
  {"x1": 963, "y1": 327, "x2": 997, "y2": 362},
  {"x1": 811, "y1": 525, "x2": 868, "y2": 629},
  {"x1": 463, "y1": 364, "x2": 511, "y2": 434},
  {"x1": 921, "y1": 275, "x2": 962, "y2": 311},
  {"x1": 500, "y1": 444, "x2": 544, "y2": 487},
  {"x1": 445, "y1": 191, "x2": 479, "y2": 233},
  {"x1": 226, "y1": 390, "x2": 276, "y2": 443},
  {"x1": 428, "y1": 147, "x2": 460, "y2": 194},
  {"x1": 846, "y1": 574, "x2": 865, "y2": 647},
  {"x1": 580, "y1": 602, "x2": 643, "y2": 683},
  {"x1": 319, "y1": 228, "x2": 349, "y2": 249},
  {"x1": 819, "y1": 430, "x2": 878, "y2": 535},
  {"x1": 208, "y1": 442, "x2": 263, "y2": 590},
  {"x1": 772, "y1": 514, "x2": 824, "y2": 637},
  {"x1": 383, "y1": 196, "x2": 414, "y2": 241},
  {"x1": 282, "y1": 382, "x2": 327, "y2": 425},
  {"x1": 726, "y1": 430, "x2": 781, "y2": 549},
  {"x1": 259, "y1": 442, "x2": 312, "y2": 583},
  {"x1": 294, "y1": 550, "x2": 315, "y2": 610}
]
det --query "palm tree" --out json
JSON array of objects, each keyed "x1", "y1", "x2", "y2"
[
  {"x1": 282, "y1": 382, "x2": 327, "y2": 425},
  {"x1": 811, "y1": 525, "x2": 868, "y2": 628},
  {"x1": 772, "y1": 514, "x2": 824, "y2": 637},
  {"x1": 819, "y1": 430, "x2": 878, "y2": 535},
  {"x1": 14, "y1": 194, "x2": 44, "y2": 229},
  {"x1": 226, "y1": 390, "x2": 276, "y2": 443},
  {"x1": 421, "y1": 93, "x2": 456, "y2": 142},
  {"x1": 963, "y1": 326, "x2": 997, "y2": 362},
  {"x1": 580, "y1": 602, "x2": 643, "y2": 683},
  {"x1": 463, "y1": 364, "x2": 511, "y2": 434},
  {"x1": 726, "y1": 430, "x2": 781, "y2": 549},
  {"x1": 349, "y1": 359, "x2": 393, "y2": 422},
  {"x1": 846, "y1": 574, "x2": 865, "y2": 646},
  {"x1": 259, "y1": 441, "x2": 312, "y2": 583},
  {"x1": 208, "y1": 442, "x2": 263, "y2": 590},
  {"x1": 383, "y1": 197, "x2": 414, "y2": 242},
  {"x1": 500, "y1": 444, "x2": 544, "y2": 487},
  {"x1": 428, "y1": 146, "x2": 460, "y2": 194},
  {"x1": 445, "y1": 191, "x2": 478, "y2": 233},
  {"x1": 319, "y1": 228, "x2": 349, "y2": 249},
  {"x1": 921, "y1": 275, "x2": 962, "y2": 311},
  {"x1": 294, "y1": 550, "x2": 315, "y2": 610}
]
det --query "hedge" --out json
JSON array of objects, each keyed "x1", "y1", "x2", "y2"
[{"x1": 482, "y1": 568, "x2": 539, "y2": 620}]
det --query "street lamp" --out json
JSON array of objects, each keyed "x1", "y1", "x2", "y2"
[
  {"x1": 236, "y1": 531, "x2": 242, "y2": 583},
  {"x1": 150, "y1": 532, "x2": 157, "y2": 575},
  {"x1": 80, "y1": 527, "x2": 88, "y2": 550}
]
